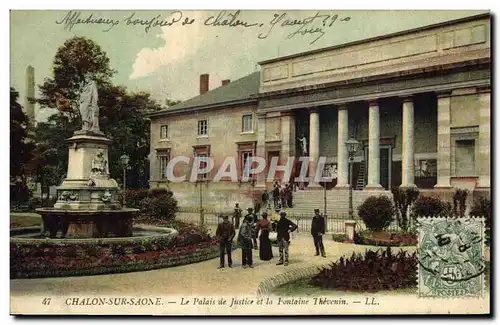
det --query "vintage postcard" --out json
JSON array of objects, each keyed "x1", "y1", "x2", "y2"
[{"x1": 9, "y1": 9, "x2": 491, "y2": 316}]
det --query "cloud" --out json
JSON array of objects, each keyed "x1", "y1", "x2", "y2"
[{"x1": 129, "y1": 11, "x2": 209, "y2": 80}]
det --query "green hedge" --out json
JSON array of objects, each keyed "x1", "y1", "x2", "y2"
[{"x1": 355, "y1": 230, "x2": 417, "y2": 247}]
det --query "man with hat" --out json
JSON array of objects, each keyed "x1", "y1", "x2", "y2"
[
  {"x1": 244, "y1": 207, "x2": 259, "y2": 250},
  {"x1": 275, "y1": 211, "x2": 298, "y2": 266},
  {"x1": 311, "y1": 209, "x2": 326, "y2": 257},
  {"x1": 233, "y1": 203, "x2": 243, "y2": 228},
  {"x1": 237, "y1": 214, "x2": 255, "y2": 268},
  {"x1": 215, "y1": 214, "x2": 236, "y2": 268}
]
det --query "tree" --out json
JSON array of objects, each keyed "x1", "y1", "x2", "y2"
[
  {"x1": 31, "y1": 36, "x2": 166, "y2": 189},
  {"x1": 36, "y1": 36, "x2": 115, "y2": 122},
  {"x1": 10, "y1": 87, "x2": 34, "y2": 205}
]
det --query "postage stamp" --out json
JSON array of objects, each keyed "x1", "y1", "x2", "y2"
[{"x1": 417, "y1": 218, "x2": 486, "y2": 298}]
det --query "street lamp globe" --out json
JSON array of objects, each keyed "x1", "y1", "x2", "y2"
[
  {"x1": 345, "y1": 137, "x2": 359, "y2": 155},
  {"x1": 120, "y1": 154, "x2": 130, "y2": 167}
]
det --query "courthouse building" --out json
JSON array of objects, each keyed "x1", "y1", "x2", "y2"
[{"x1": 147, "y1": 14, "x2": 491, "y2": 213}]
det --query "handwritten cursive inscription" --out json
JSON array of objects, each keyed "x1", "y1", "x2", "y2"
[
  {"x1": 259, "y1": 12, "x2": 351, "y2": 45},
  {"x1": 204, "y1": 10, "x2": 261, "y2": 28},
  {"x1": 54, "y1": 10, "x2": 351, "y2": 46},
  {"x1": 123, "y1": 11, "x2": 194, "y2": 33},
  {"x1": 55, "y1": 11, "x2": 120, "y2": 32}
]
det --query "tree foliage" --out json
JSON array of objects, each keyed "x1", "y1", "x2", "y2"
[
  {"x1": 10, "y1": 88, "x2": 35, "y2": 204},
  {"x1": 30, "y1": 36, "x2": 168, "y2": 189}
]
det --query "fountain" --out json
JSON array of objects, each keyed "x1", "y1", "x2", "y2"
[
  {"x1": 34, "y1": 74, "x2": 139, "y2": 238},
  {"x1": 9, "y1": 75, "x2": 217, "y2": 278}
]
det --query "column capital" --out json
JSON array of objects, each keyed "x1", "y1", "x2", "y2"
[
  {"x1": 367, "y1": 99, "x2": 378, "y2": 107},
  {"x1": 477, "y1": 86, "x2": 491, "y2": 94},
  {"x1": 256, "y1": 112, "x2": 267, "y2": 119},
  {"x1": 280, "y1": 110, "x2": 294, "y2": 117},
  {"x1": 436, "y1": 90, "x2": 452, "y2": 98},
  {"x1": 400, "y1": 95, "x2": 414, "y2": 103},
  {"x1": 337, "y1": 104, "x2": 348, "y2": 111},
  {"x1": 308, "y1": 107, "x2": 319, "y2": 114}
]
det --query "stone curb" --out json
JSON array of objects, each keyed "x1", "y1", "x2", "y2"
[{"x1": 256, "y1": 262, "x2": 331, "y2": 296}]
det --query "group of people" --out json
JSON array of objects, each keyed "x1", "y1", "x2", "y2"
[
  {"x1": 267, "y1": 181, "x2": 294, "y2": 210},
  {"x1": 216, "y1": 206, "x2": 327, "y2": 269}
]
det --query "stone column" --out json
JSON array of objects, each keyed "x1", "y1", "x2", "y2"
[
  {"x1": 366, "y1": 100, "x2": 382, "y2": 189},
  {"x1": 256, "y1": 113, "x2": 267, "y2": 187},
  {"x1": 309, "y1": 108, "x2": 320, "y2": 187},
  {"x1": 477, "y1": 87, "x2": 490, "y2": 188},
  {"x1": 280, "y1": 111, "x2": 296, "y2": 161},
  {"x1": 336, "y1": 105, "x2": 349, "y2": 187},
  {"x1": 277, "y1": 111, "x2": 296, "y2": 184},
  {"x1": 401, "y1": 97, "x2": 415, "y2": 187},
  {"x1": 435, "y1": 92, "x2": 452, "y2": 188}
]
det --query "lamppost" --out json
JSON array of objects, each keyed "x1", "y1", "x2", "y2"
[
  {"x1": 345, "y1": 136, "x2": 359, "y2": 219},
  {"x1": 120, "y1": 154, "x2": 130, "y2": 207},
  {"x1": 195, "y1": 178, "x2": 207, "y2": 226}
]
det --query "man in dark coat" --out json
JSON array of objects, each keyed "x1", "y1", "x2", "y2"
[
  {"x1": 245, "y1": 207, "x2": 259, "y2": 250},
  {"x1": 276, "y1": 212, "x2": 298, "y2": 266},
  {"x1": 261, "y1": 190, "x2": 270, "y2": 210},
  {"x1": 233, "y1": 203, "x2": 242, "y2": 228},
  {"x1": 272, "y1": 181, "x2": 280, "y2": 209},
  {"x1": 216, "y1": 215, "x2": 236, "y2": 268},
  {"x1": 237, "y1": 215, "x2": 254, "y2": 268},
  {"x1": 311, "y1": 209, "x2": 326, "y2": 257}
]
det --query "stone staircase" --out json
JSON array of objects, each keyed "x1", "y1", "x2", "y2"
[{"x1": 282, "y1": 188, "x2": 392, "y2": 216}]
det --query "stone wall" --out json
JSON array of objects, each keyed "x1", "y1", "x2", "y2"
[{"x1": 150, "y1": 104, "x2": 258, "y2": 182}]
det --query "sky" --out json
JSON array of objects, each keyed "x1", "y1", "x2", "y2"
[{"x1": 10, "y1": 9, "x2": 488, "y2": 121}]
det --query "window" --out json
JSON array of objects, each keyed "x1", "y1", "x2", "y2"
[
  {"x1": 198, "y1": 120, "x2": 208, "y2": 136},
  {"x1": 157, "y1": 150, "x2": 170, "y2": 179},
  {"x1": 237, "y1": 142, "x2": 256, "y2": 180},
  {"x1": 241, "y1": 151, "x2": 252, "y2": 178},
  {"x1": 455, "y1": 140, "x2": 475, "y2": 176},
  {"x1": 160, "y1": 125, "x2": 168, "y2": 139},
  {"x1": 193, "y1": 145, "x2": 211, "y2": 180},
  {"x1": 242, "y1": 114, "x2": 253, "y2": 133},
  {"x1": 197, "y1": 153, "x2": 208, "y2": 179},
  {"x1": 416, "y1": 159, "x2": 437, "y2": 177}
]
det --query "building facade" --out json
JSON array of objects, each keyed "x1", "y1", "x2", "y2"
[{"x1": 148, "y1": 14, "x2": 491, "y2": 213}]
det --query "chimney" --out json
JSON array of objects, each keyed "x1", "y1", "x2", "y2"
[
  {"x1": 24, "y1": 65, "x2": 35, "y2": 120},
  {"x1": 200, "y1": 74, "x2": 209, "y2": 95},
  {"x1": 221, "y1": 79, "x2": 231, "y2": 87}
]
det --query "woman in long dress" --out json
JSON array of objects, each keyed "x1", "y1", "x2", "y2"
[{"x1": 256, "y1": 212, "x2": 273, "y2": 261}]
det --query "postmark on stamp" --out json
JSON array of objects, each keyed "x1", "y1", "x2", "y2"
[{"x1": 417, "y1": 218, "x2": 486, "y2": 298}]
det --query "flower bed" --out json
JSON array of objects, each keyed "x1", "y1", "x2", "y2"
[
  {"x1": 331, "y1": 233, "x2": 347, "y2": 243},
  {"x1": 10, "y1": 224, "x2": 219, "y2": 279},
  {"x1": 311, "y1": 247, "x2": 417, "y2": 292},
  {"x1": 355, "y1": 230, "x2": 417, "y2": 246}
]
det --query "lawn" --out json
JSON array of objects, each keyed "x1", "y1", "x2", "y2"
[{"x1": 10, "y1": 213, "x2": 41, "y2": 228}]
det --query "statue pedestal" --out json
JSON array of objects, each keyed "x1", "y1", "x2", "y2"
[{"x1": 54, "y1": 131, "x2": 120, "y2": 211}]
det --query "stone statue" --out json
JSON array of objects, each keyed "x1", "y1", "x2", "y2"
[
  {"x1": 298, "y1": 134, "x2": 308, "y2": 156},
  {"x1": 90, "y1": 149, "x2": 107, "y2": 177},
  {"x1": 78, "y1": 73, "x2": 100, "y2": 133}
]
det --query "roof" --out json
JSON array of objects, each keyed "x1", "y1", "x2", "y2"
[
  {"x1": 258, "y1": 12, "x2": 490, "y2": 65},
  {"x1": 148, "y1": 71, "x2": 260, "y2": 118}
]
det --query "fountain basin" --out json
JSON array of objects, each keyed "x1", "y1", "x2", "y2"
[
  {"x1": 35, "y1": 207, "x2": 139, "y2": 238},
  {"x1": 10, "y1": 225, "x2": 220, "y2": 279}
]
